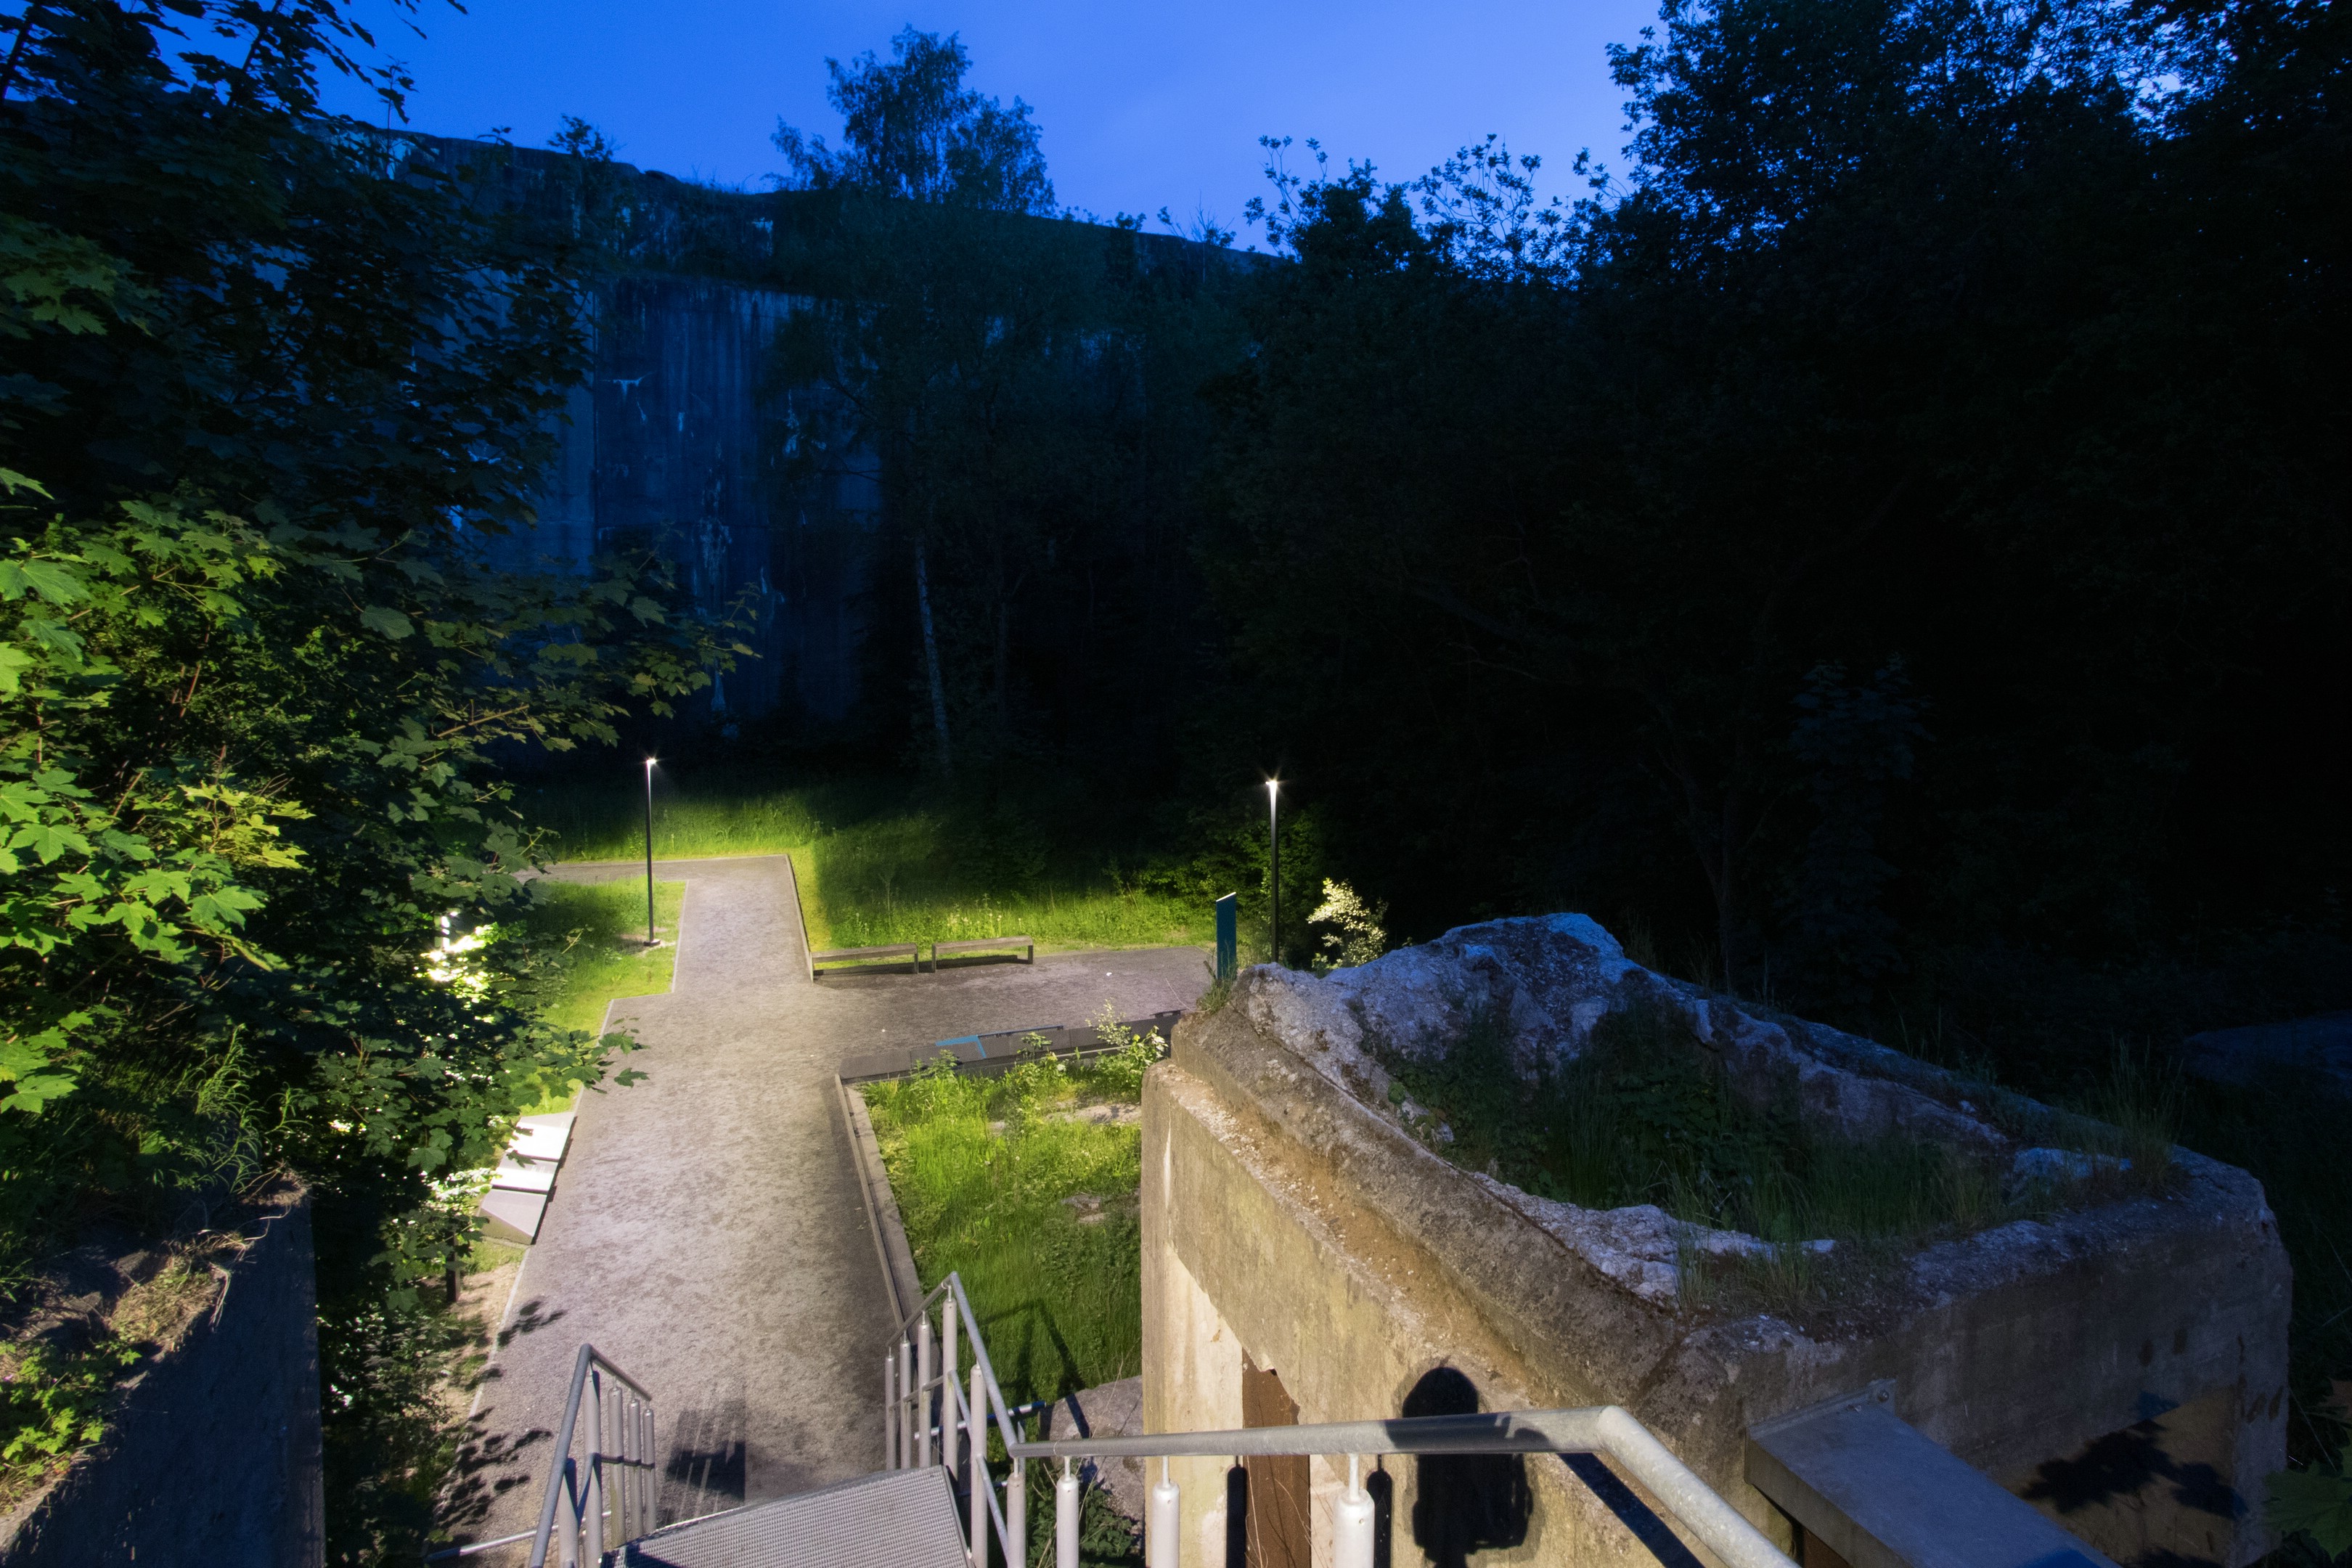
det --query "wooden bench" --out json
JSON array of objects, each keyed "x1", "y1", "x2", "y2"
[
  {"x1": 930, "y1": 935, "x2": 1035, "y2": 968},
  {"x1": 807, "y1": 941, "x2": 922, "y2": 980}
]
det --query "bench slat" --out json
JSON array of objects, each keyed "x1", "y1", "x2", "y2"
[
  {"x1": 812, "y1": 942, "x2": 921, "y2": 961},
  {"x1": 932, "y1": 936, "x2": 1035, "y2": 957}
]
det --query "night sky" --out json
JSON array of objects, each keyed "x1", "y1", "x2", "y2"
[{"x1": 316, "y1": 0, "x2": 1662, "y2": 237}]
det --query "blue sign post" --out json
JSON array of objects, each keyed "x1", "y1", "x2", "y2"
[{"x1": 1214, "y1": 893, "x2": 1238, "y2": 980}]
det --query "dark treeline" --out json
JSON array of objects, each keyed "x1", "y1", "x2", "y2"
[
  {"x1": 1193, "y1": 0, "x2": 2352, "y2": 1040},
  {"x1": 787, "y1": 6, "x2": 2352, "y2": 1071},
  {"x1": 749, "y1": 29, "x2": 1250, "y2": 797}
]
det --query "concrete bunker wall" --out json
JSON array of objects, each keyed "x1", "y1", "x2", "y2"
[{"x1": 1141, "y1": 917, "x2": 2290, "y2": 1568}]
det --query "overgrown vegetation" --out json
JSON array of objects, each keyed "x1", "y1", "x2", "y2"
[
  {"x1": 1373, "y1": 1003, "x2": 2157, "y2": 1309},
  {"x1": 859, "y1": 1012, "x2": 1167, "y2": 1405},
  {"x1": 1, "y1": 1227, "x2": 253, "y2": 1514}
]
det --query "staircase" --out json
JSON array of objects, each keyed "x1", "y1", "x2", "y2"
[{"x1": 618, "y1": 1469, "x2": 968, "y2": 1568}]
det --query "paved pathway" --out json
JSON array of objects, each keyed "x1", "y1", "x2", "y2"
[{"x1": 452, "y1": 854, "x2": 1206, "y2": 1551}]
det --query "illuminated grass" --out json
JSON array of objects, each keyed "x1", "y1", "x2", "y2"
[
  {"x1": 510, "y1": 878, "x2": 683, "y2": 1111},
  {"x1": 521, "y1": 774, "x2": 1206, "y2": 955},
  {"x1": 861, "y1": 1051, "x2": 1146, "y2": 1404}
]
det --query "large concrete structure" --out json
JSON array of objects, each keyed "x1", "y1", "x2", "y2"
[
  {"x1": 1143, "y1": 915, "x2": 2290, "y2": 1568},
  {"x1": 409, "y1": 136, "x2": 1230, "y2": 732}
]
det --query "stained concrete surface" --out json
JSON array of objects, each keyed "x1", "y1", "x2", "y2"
[{"x1": 452, "y1": 854, "x2": 1206, "y2": 1553}]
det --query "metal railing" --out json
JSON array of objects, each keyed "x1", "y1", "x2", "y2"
[
  {"x1": 524, "y1": 1344, "x2": 659, "y2": 1568},
  {"x1": 884, "y1": 1273, "x2": 1033, "y2": 1568},
  {"x1": 885, "y1": 1274, "x2": 1797, "y2": 1568}
]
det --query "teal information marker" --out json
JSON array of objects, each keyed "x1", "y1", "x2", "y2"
[{"x1": 1214, "y1": 893, "x2": 1238, "y2": 979}]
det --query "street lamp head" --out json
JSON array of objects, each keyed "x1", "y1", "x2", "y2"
[{"x1": 1265, "y1": 778, "x2": 1280, "y2": 799}]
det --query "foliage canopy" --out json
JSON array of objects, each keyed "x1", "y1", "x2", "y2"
[{"x1": 0, "y1": 0, "x2": 724, "y2": 1549}]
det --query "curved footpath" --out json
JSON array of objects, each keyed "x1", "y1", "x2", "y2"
[{"x1": 454, "y1": 854, "x2": 1206, "y2": 1552}]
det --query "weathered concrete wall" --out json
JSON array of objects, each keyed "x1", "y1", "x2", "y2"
[
  {"x1": 0, "y1": 1185, "x2": 325, "y2": 1568},
  {"x1": 1143, "y1": 918, "x2": 2291, "y2": 1568},
  {"x1": 409, "y1": 131, "x2": 1242, "y2": 732},
  {"x1": 478, "y1": 271, "x2": 880, "y2": 728}
]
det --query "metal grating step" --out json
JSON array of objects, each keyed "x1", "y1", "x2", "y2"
[{"x1": 621, "y1": 1466, "x2": 968, "y2": 1568}]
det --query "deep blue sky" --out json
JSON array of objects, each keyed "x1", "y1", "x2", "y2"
[{"x1": 318, "y1": 0, "x2": 1662, "y2": 234}]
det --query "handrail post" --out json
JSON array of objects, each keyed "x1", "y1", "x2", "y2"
[
  {"x1": 1055, "y1": 1458, "x2": 1079, "y2": 1568},
  {"x1": 615, "y1": 1389, "x2": 632, "y2": 1550},
  {"x1": 557, "y1": 1456, "x2": 581, "y2": 1568},
  {"x1": 885, "y1": 1352, "x2": 899, "y2": 1469},
  {"x1": 918, "y1": 1315, "x2": 936, "y2": 1468},
  {"x1": 968, "y1": 1364, "x2": 987, "y2": 1567},
  {"x1": 625, "y1": 1393, "x2": 642, "y2": 1543},
  {"x1": 1334, "y1": 1455, "x2": 1373, "y2": 1568},
  {"x1": 586, "y1": 1370, "x2": 605, "y2": 1566},
  {"x1": 942, "y1": 1296, "x2": 960, "y2": 1480},
  {"x1": 640, "y1": 1398, "x2": 658, "y2": 1538},
  {"x1": 899, "y1": 1337, "x2": 916, "y2": 1471},
  {"x1": 1006, "y1": 1454, "x2": 1026, "y2": 1568},
  {"x1": 1148, "y1": 1458, "x2": 1179, "y2": 1567}
]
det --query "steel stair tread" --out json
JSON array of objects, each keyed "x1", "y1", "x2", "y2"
[{"x1": 621, "y1": 1466, "x2": 968, "y2": 1568}]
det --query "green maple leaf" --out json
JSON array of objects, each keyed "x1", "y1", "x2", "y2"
[
  {"x1": 2270, "y1": 1449, "x2": 2352, "y2": 1558},
  {"x1": 359, "y1": 604, "x2": 415, "y2": 639}
]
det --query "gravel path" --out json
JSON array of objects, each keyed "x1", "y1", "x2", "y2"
[{"x1": 451, "y1": 854, "x2": 1206, "y2": 1551}]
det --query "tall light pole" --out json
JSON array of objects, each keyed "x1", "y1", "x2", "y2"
[
  {"x1": 643, "y1": 758, "x2": 658, "y2": 947},
  {"x1": 1265, "y1": 779, "x2": 1281, "y2": 968}
]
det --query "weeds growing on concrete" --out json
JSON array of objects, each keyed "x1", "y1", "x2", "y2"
[
  {"x1": 862, "y1": 1026, "x2": 1164, "y2": 1405},
  {"x1": 1377, "y1": 1003, "x2": 2110, "y2": 1296}
]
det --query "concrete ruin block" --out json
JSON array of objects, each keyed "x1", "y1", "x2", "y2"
[{"x1": 1142, "y1": 915, "x2": 2289, "y2": 1568}]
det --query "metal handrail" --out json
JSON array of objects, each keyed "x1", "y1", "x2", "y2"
[
  {"x1": 889, "y1": 1272, "x2": 1026, "y2": 1455},
  {"x1": 887, "y1": 1273, "x2": 1029, "y2": 1565},
  {"x1": 528, "y1": 1343, "x2": 658, "y2": 1568},
  {"x1": 890, "y1": 1273, "x2": 1793, "y2": 1568},
  {"x1": 1008, "y1": 1405, "x2": 1794, "y2": 1568},
  {"x1": 889, "y1": 1278, "x2": 1787, "y2": 1568}
]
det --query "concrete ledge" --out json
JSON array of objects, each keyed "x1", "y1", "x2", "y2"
[
  {"x1": 1748, "y1": 1389, "x2": 2120, "y2": 1568},
  {"x1": 480, "y1": 1186, "x2": 550, "y2": 1245},
  {"x1": 836, "y1": 1071, "x2": 922, "y2": 1326},
  {"x1": 839, "y1": 1011, "x2": 1182, "y2": 1084}
]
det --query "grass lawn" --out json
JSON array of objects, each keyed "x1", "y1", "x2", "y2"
[
  {"x1": 520, "y1": 772, "x2": 1206, "y2": 955},
  {"x1": 859, "y1": 1023, "x2": 1162, "y2": 1405},
  {"x1": 510, "y1": 878, "x2": 685, "y2": 1111}
]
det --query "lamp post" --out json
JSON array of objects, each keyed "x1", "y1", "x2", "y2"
[
  {"x1": 1265, "y1": 779, "x2": 1281, "y2": 968},
  {"x1": 643, "y1": 758, "x2": 658, "y2": 947}
]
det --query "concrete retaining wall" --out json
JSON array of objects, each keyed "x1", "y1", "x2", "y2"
[{"x1": 0, "y1": 1184, "x2": 326, "y2": 1568}]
